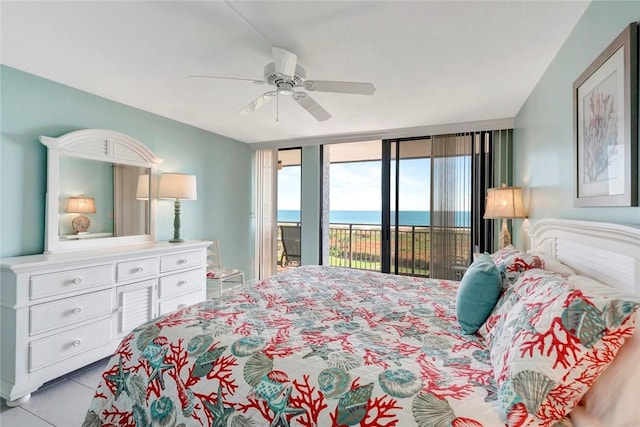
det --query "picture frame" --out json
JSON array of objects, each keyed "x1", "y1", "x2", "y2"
[{"x1": 573, "y1": 23, "x2": 638, "y2": 207}]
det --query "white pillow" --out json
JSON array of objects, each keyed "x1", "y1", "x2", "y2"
[
  {"x1": 574, "y1": 326, "x2": 640, "y2": 427},
  {"x1": 528, "y1": 250, "x2": 576, "y2": 276}
]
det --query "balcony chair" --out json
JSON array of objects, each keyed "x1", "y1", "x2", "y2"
[
  {"x1": 280, "y1": 225, "x2": 301, "y2": 267},
  {"x1": 206, "y1": 237, "x2": 245, "y2": 298}
]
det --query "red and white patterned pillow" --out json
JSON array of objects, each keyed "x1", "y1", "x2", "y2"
[
  {"x1": 488, "y1": 270, "x2": 640, "y2": 426},
  {"x1": 477, "y1": 247, "x2": 544, "y2": 342},
  {"x1": 489, "y1": 245, "x2": 522, "y2": 270},
  {"x1": 477, "y1": 275, "x2": 523, "y2": 345},
  {"x1": 490, "y1": 245, "x2": 544, "y2": 287}
]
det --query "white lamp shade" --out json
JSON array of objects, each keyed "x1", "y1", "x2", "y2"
[
  {"x1": 484, "y1": 185, "x2": 526, "y2": 219},
  {"x1": 66, "y1": 197, "x2": 96, "y2": 213},
  {"x1": 158, "y1": 173, "x2": 197, "y2": 200}
]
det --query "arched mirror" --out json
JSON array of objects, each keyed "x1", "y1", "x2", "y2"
[{"x1": 40, "y1": 129, "x2": 163, "y2": 253}]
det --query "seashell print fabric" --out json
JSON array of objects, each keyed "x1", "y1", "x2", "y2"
[
  {"x1": 489, "y1": 269, "x2": 640, "y2": 426},
  {"x1": 85, "y1": 265, "x2": 575, "y2": 426}
]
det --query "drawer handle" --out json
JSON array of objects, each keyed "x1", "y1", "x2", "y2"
[
  {"x1": 135, "y1": 266, "x2": 144, "y2": 273},
  {"x1": 73, "y1": 277, "x2": 83, "y2": 285},
  {"x1": 72, "y1": 307, "x2": 83, "y2": 315},
  {"x1": 72, "y1": 339, "x2": 82, "y2": 347},
  {"x1": 178, "y1": 280, "x2": 188, "y2": 286},
  {"x1": 178, "y1": 259, "x2": 188, "y2": 265}
]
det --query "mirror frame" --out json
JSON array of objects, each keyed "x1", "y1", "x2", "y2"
[{"x1": 40, "y1": 129, "x2": 163, "y2": 253}]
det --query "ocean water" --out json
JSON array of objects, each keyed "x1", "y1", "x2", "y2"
[{"x1": 277, "y1": 210, "x2": 470, "y2": 227}]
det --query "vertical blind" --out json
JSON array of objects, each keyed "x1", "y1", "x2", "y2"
[
  {"x1": 429, "y1": 130, "x2": 511, "y2": 278},
  {"x1": 430, "y1": 134, "x2": 473, "y2": 280},
  {"x1": 253, "y1": 149, "x2": 278, "y2": 279}
]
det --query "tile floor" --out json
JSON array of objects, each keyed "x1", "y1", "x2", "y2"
[{"x1": 0, "y1": 358, "x2": 108, "y2": 426}]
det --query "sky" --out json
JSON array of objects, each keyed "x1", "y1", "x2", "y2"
[{"x1": 277, "y1": 158, "x2": 431, "y2": 211}]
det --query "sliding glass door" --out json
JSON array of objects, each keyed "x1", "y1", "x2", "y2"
[
  {"x1": 321, "y1": 135, "x2": 476, "y2": 278},
  {"x1": 384, "y1": 138, "x2": 432, "y2": 275},
  {"x1": 325, "y1": 141, "x2": 382, "y2": 271},
  {"x1": 323, "y1": 138, "x2": 442, "y2": 277}
]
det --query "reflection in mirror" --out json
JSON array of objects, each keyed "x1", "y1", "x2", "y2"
[
  {"x1": 59, "y1": 156, "x2": 150, "y2": 240},
  {"x1": 113, "y1": 165, "x2": 149, "y2": 237}
]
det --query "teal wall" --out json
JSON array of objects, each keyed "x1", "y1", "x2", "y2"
[
  {"x1": 513, "y1": 1, "x2": 640, "y2": 247},
  {"x1": 0, "y1": 65, "x2": 254, "y2": 277}
]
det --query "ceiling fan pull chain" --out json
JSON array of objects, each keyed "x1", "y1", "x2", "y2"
[{"x1": 276, "y1": 89, "x2": 279, "y2": 122}]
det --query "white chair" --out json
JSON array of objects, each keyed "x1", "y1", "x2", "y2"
[{"x1": 206, "y1": 237, "x2": 245, "y2": 298}]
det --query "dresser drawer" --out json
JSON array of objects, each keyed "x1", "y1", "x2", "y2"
[
  {"x1": 158, "y1": 289, "x2": 203, "y2": 316},
  {"x1": 116, "y1": 257, "x2": 157, "y2": 282},
  {"x1": 159, "y1": 269, "x2": 203, "y2": 298},
  {"x1": 160, "y1": 250, "x2": 202, "y2": 273},
  {"x1": 30, "y1": 289, "x2": 112, "y2": 335},
  {"x1": 29, "y1": 318, "x2": 112, "y2": 372},
  {"x1": 30, "y1": 265, "x2": 113, "y2": 300}
]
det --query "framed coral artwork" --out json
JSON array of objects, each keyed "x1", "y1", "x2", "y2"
[{"x1": 573, "y1": 23, "x2": 638, "y2": 207}]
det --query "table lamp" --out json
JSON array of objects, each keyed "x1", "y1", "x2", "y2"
[
  {"x1": 483, "y1": 183, "x2": 526, "y2": 248},
  {"x1": 158, "y1": 173, "x2": 197, "y2": 243},
  {"x1": 66, "y1": 196, "x2": 96, "y2": 234}
]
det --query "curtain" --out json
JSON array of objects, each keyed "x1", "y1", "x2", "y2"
[
  {"x1": 321, "y1": 146, "x2": 331, "y2": 265},
  {"x1": 429, "y1": 134, "x2": 473, "y2": 280},
  {"x1": 113, "y1": 165, "x2": 147, "y2": 236},
  {"x1": 430, "y1": 129, "x2": 511, "y2": 263},
  {"x1": 253, "y1": 149, "x2": 278, "y2": 279}
]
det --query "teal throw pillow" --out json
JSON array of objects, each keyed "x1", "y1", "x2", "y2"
[{"x1": 456, "y1": 253, "x2": 502, "y2": 334}]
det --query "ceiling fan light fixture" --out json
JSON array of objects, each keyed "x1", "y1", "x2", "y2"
[{"x1": 277, "y1": 82, "x2": 294, "y2": 95}]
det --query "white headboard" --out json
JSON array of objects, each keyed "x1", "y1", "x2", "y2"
[{"x1": 529, "y1": 219, "x2": 640, "y2": 295}]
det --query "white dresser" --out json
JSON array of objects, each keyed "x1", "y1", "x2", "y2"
[{"x1": 0, "y1": 240, "x2": 210, "y2": 406}]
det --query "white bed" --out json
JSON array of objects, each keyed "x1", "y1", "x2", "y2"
[{"x1": 529, "y1": 219, "x2": 640, "y2": 295}]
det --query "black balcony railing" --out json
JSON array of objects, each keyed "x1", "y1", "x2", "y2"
[{"x1": 278, "y1": 222, "x2": 471, "y2": 277}]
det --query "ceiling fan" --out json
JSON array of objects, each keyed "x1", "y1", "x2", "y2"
[{"x1": 188, "y1": 47, "x2": 376, "y2": 121}]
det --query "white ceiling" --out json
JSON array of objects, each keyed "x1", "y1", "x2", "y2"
[{"x1": 1, "y1": 1, "x2": 589, "y2": 146}]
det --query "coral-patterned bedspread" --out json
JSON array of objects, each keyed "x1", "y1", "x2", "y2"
[{"x1": 84, "y1": 265, "x2": 505, "y2": 426}]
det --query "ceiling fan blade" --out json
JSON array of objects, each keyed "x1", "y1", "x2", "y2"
[
  {"x1": 272, "y1": 47, "x2": 297, "y2": 77},
  {"x1": 292, "y1": 92, "x2": 331, "y2": 121},
  {"x1": 239, "y1": 91, "x2": 277, "y2": 115},
  {"x1": 303, "y1": 80, "x2": 376, "y2": 95},
  {"x1": 187, "y1": 75, "x2": 266, "y2": 84}
]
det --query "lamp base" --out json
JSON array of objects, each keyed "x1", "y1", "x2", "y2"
[
  {"x1": 170, "y1": 199, "x2": 183, "y2": 243},
  {"x1": 498, "y1": 218, "x2": 512, "y2": 248},
  {"x1": 72, "y1": 214, "x2": 91, "y2": 234}
]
